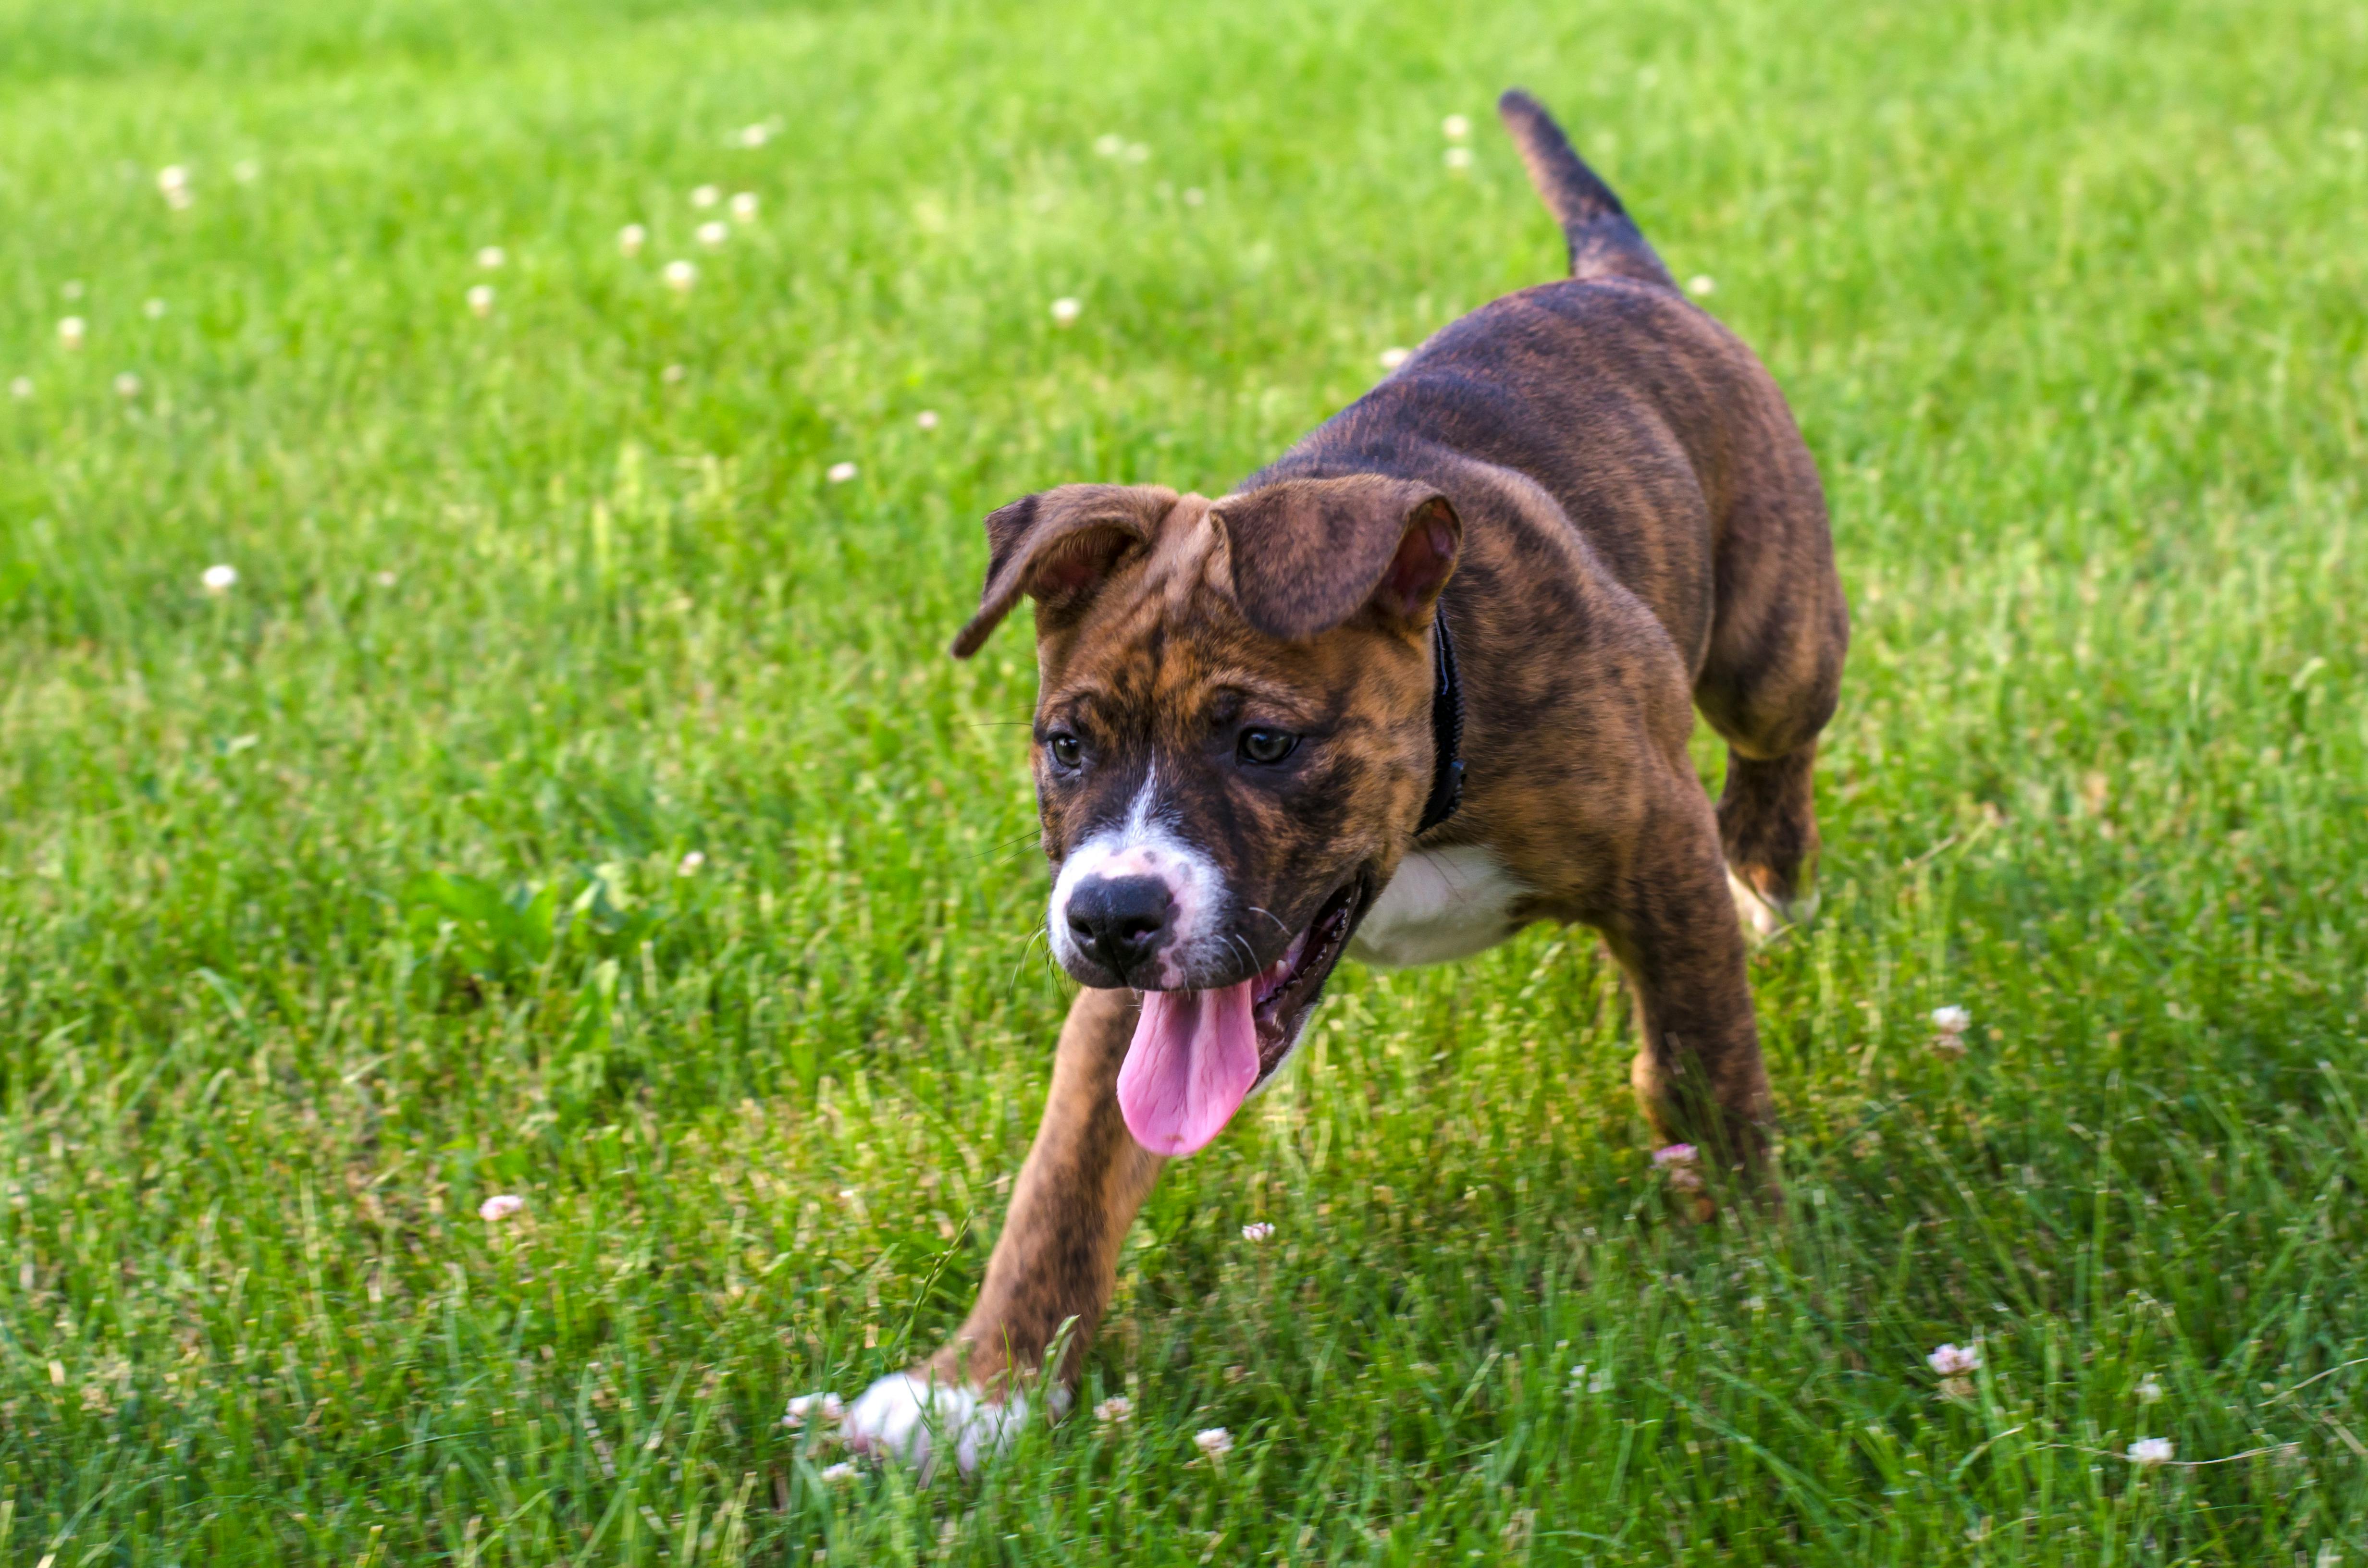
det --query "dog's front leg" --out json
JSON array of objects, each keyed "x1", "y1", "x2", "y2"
[
  {"x1": 1596, "y1": 801, "x2": 1779, "y2": 1205},
  {"x1": 841, "y1": 984, "x2": 1158, "y2": 1475}
]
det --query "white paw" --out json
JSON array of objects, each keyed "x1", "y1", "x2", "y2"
[
  {"x1": 840, "y1": 1371, "x2": 1028, "y2": 1479},
  {"x1": 1727, "y1": 868, "x2": 1816, "y2": 946},
  {"x1": 1727, "y1": 867, "x2": 1780, "y2": 944}
]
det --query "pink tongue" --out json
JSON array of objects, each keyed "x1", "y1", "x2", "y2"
[{"x1": 1116, "y1": 981, "x2": 1261, "y2": 1157}]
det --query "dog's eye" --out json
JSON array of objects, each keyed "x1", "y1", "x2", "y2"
[
  {"x1": 1236, "y1": 728, "x2": 1298, "y2": 766},
  {"x1": 1046, "y1": 732, "x2": 1085, "y2": 770}
]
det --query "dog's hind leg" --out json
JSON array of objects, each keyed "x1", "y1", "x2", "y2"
[
  {"x1": 841, "y1": 985, "x2": 1159, "y2": 1477},
  {"x1": 1591, "y1": 786, "x2": 1779, "y2": 1199},
  {"x1": 1692, "y1": 439, "x2": 1849, "y2": 941},
  {"x1": 1718, "y1": 745, "x2": 1823, "y2": 943}
]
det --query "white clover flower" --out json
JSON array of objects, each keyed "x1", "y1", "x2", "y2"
[
  {"x1": 696, "y1": 220, "x2": 729, "y2": 248},
  {"x1": 113, "y1": 372, "x2": 141, "y2": 398},
  {"x1": 1240, "y1": 1221, "x2": 1274, "y2": 1241},
  {"x1": 1442, "y1": 113, "x2": 1471, "y2": 140},
  {"x1": 156, "y1": 165, "x2": 191, "y2": 206},
  {"x1": 373, "y1": 570, "x2": 398, "y2": 588},
  {"x1": 826, "y1": 462, "x2": 858, "y2": 484},
  {"x1": 1654, "y1": 1142, "x2": 1703, "y2": 1191},
  {"x1": 201, "y1": 564, "x2": 238, "y2": 595},
  {"x1": 818, "y1": 1461, "x2": 856, "y2": 1482},
  {"x1": 618, "y1": 223, "x2": 648, "y2": 257},
  {"x1": 661, "y1": 363, "x2": 686, "y2": 384},
  {"x1": 691, "y1": 184, "x2": 722, "y2": 208},
  {"x1": 1378, "y1": 346, "x2": 1410, "y2": 369},
  {"x1": 1926, "y1": 1343, "x2": 1981, "y2": 1376},
  {"x1": 1182, "y1": 187, "x2": 1205, "y2": 206},
  {"x1": 662, "y1": 260, "x2": 697, "y2": 294},
  {"x1": 738, "y1": 123, "x2": 771, "y2": 147},
  {"x1": 478, "y1": 1194, "x2": 524, "y2": 1221},
  {"x1": 729, "y1": 191, "x2": 759, "y2": 222},
  {"x1": 914, "y1": 409, "x2": 939, "y2": 430},
  {"x1": 677, "y1": 850, "x2": 705, "y2": 876},
  {"x1": 1048, "y1": 296, "x2": 1082, "y2": 325},
  {"x1": 1443, "y1": 146, "x2": 1474, "y2": 171},
  {"x1": 1686, "y1": 274, "x2": 1717, "y2": 297},
  {"x1": 58, "y1": 317, "x2": 86, "y2": 350},
  {"x1": 1093, "y1": 1395, "x2": 1132, "y2": 1424},
  {"x1": 233, "y1": 158, "x2": 260, "y2": 184},
  {"x1": 2136, "y1": 1376, "x2": 2164, "y2": 1405},
  {"x1": 1093, "y1": 133, "x2": 1125, "y2": 158},
  {"x1": 2128, "y1": 1437, "x2": 2174, "y2": 1468},
  {"x1": 143, "y1": 298, "x2": 168, "y2": 319},
  {"x1": 1931, "y1": 1005, "x2": 1971, "y2": 1035},
  {"x1": 1193, "y1": 1427, "x2": 1233, "y2": 1459},
  {"x1": 8, "y1": 377, "x2": 31, "y2": 399},
  {"x1": 476, "y1": 245, "x2": 506, "y2": 270},
  {"x1": 466, "y1": 284, "x2": 495, "y2": 318}
]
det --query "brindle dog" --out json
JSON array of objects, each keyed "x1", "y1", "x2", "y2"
[{"x1": 841, "y1": 89, "x2": 1847, "y2": 1474}]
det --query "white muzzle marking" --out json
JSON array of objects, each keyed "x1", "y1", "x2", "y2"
[{"x1": 1048, "y1": 768, "x2": 1231, "y2": 988}]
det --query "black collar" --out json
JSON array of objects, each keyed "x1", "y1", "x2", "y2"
[{"x1": 1416, "y1": 602, "x2": 1465, "y2": 835}]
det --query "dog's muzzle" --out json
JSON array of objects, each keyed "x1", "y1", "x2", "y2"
[{"x1": 1062, "y1": 873, "x2": 1174, "y2": 986}]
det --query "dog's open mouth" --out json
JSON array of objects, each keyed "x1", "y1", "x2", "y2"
[
  {"x1": 1116, "y1": 881, "x2": 1363, "y2": 1158},
  {"x1": 1247, "y1": 881, "x2": 1360, "y2": 1075}
]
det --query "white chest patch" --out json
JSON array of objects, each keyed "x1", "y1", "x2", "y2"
[{"x1": 1346, "y1": 845, "x2": 1527, "y2": 969}]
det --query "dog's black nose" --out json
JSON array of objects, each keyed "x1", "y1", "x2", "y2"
[{"x1": 1066, "y1": 875, "x2": 1174, "y2": 974}]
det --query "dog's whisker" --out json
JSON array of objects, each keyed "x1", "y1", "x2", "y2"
[
  {"x1": 1005, "y1": 924, "x2": 1054, "y2": 1001},
  {"x1": 970, "y1": 827, "x2": 1046, "y2": 866},
  {"x1": 1245, "y1": 906, "x2": 1294, "y2": 943},
  {"x1": 1226, "y1": 932, "x2": 1258, "y2": 979}
]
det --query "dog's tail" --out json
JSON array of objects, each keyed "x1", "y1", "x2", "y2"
[{"x1": 1497, "y1": 89, "x2": 1675, "y2": 289}]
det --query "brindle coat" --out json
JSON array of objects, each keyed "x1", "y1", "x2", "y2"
[{"x1": 898, "y1": 89, "x2": 1844, "y2": 1427}]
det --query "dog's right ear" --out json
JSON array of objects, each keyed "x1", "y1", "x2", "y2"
[
  {"x1": 1213, "y1": 475, "x2": 1461, "y2": 640},
  {"x1": 950, "y1": 484, "x2": 1178, "y2": 658}
]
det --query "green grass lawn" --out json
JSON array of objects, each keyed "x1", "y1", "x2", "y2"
[{"x1": 3, "y1": 0, "x2": 2365, "y2": 1560}]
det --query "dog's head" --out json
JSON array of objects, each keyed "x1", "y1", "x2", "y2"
[{"x1": 951, "y1": 476, "x2": 1460, "y2": 1156}]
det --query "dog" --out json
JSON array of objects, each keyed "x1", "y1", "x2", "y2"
[{"x1": 839, "y1": 89, "x2": 1846, "y2": 1474}]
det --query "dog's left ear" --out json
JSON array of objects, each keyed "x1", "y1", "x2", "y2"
[
  {"x1": 1212, "y1": 476, "x2": 1462, "y2": 640},
  {"x1": 950, "y1": 484, "x2": 1180, "y2": 658}
]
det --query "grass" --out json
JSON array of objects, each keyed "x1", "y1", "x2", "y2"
[{"x1": 1, "y1": 0, "x2": 2365, "y2": 1560}]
